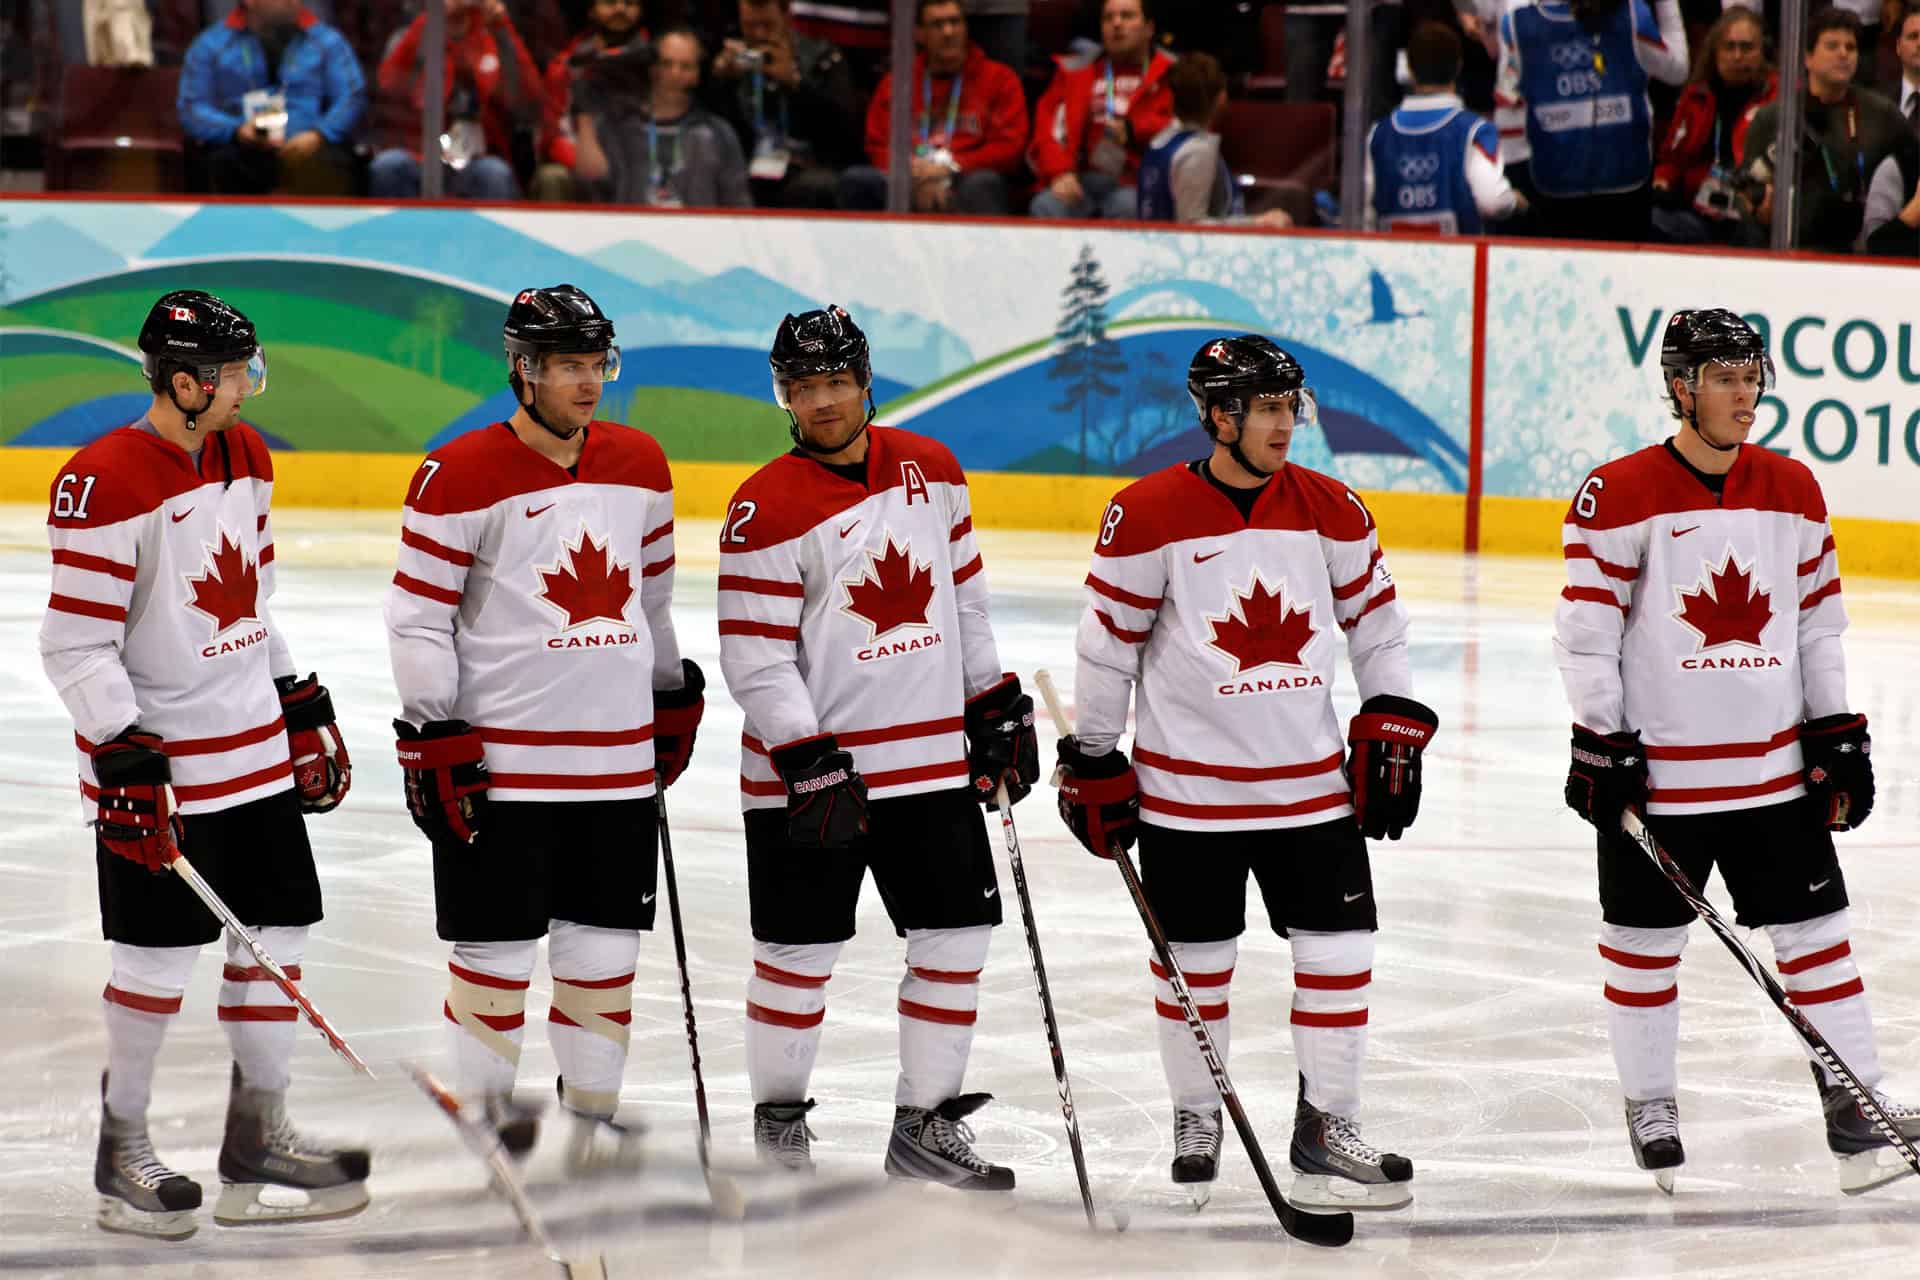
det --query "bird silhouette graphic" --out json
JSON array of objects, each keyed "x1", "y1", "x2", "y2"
[{"x1": 1366, "y1": 269, "x2": 1425, "y2": 325}]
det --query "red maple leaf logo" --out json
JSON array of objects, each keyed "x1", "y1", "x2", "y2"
[
  {"x1": 537, "y1": 528, "x2": 634, "y2": 628},
  {"x1": 184, "y1": 529, "x2": 260, "y2": 637},
  {"x1": 1673, "y1": 550, "x2": 1772, "y2": 650},
  {"x1": 1205, "y1": 575, "x2": 1316, "y2": 673},
  {"x1": 842, "y1": 536, "x2": 935, "y2": 641}
]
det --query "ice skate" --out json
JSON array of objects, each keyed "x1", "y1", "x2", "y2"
[
  {"x1": 481, "y1": 1090, "x2": 542, "y2": 1158},
  {"x1": 1814, "y1": 1063, "x2": 1920, "y2": 1194},
  {"x1": 214, "y1": 1064, "x2": 370, "y2": 1225},
  {"x1": 1624, "y1": 1095, "x2": 1684, "y2": 1193},
  {"x1": 1170, "y1": 1106, "x2": 1222, "y2": 1209},
  {"x1": 884, "y1": 1093, "x2": 1015, "y2": 1191},
  {"x1": 96, "y1": 1075, "x2": 201, "y2": 1240},
  {"x1": 1289, "y1": 1077, "x2": 1412, "y2": 1210},
  {"x1": 754, "y1": 1099, "x2": 818, "y2": 1173},
  {"x1": 556, "y1": 1077, "x2": 644, "y2": 1176}
]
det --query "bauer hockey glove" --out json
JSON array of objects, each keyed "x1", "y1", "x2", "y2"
[
  {"x1": 964, "y1": 673, "x2": 1040, "y2": 809},
  {"x1": 1346, "y1": 695, "x2": 1439, "y2": 840},
  {"x1": 1800, "y1": 712, "x2": 1873, "y2": 831},
  {"x1": 772, "y1": 734, "x2": 869, "y2": 848},
  {"x1": 394, "y1": 719, "x2": 490, "y2": 846},
  {"x1": 91, "y1": 731, "x2": 183, "y2": 872},
  {"x1": 653, "y1": 659, "x2": 706, "y2": 789},
  {"x1": 277, "y1": 673, "x2": 351, "y2": 814},
  {"x1": 1565, "y1": 724, "x2": 1648, "y2": 834},
  {"x1": 1054, "y1": 736, "x2": 1140, "y2": 859}
]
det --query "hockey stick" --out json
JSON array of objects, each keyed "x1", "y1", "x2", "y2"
[
  {"x1": 406, "y1": 1064, "x2": 608, "y2": 1280},
  {"x1": 655, "y1": 790, "x2": 747, "y2": 1220},
  {"x1": 993, "y1": 777, "x2": 1099, "y2": 1230},
  {"x1": 1033, "y1": 672, "x2": 1353, "y2": 1248},
  {"x1": 161, "y1": 791, "x2": 373, "y2": 1077},
  {"x1": 1621, "y1": 808, "x2": 1920, "y2": 1183}
]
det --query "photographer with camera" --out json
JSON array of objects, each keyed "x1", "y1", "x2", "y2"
[
  {"x1": 1649, "y1": 8, "x2": 1775, "y2": 244},
  {"x1": 706, "y1": 0, "x2": 864, "y2": 208},
  {"x1": 571, "y1": 27, "x2": 751, "y2": 207}
]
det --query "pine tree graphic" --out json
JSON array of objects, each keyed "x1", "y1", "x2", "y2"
[{"x1": 1047, "y1": 245, "x2": 1125, "y2": 473}]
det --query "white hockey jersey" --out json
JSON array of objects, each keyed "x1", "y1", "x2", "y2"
[
  {"x1": 1074, "y1": 461, "x2": 1412, "y2": 833},
  {"x1": 1554, "y1": 442, "x2": 1847, "y2": 817},
  {"x1": 717, "y1": 426, "x2": 1003, "y2": 811},
  {"x1": 40, "y1": 422, "x2": 296, "y2": 818},
  {"x1": 386, "y1": 422, "x2": 683, "y2": 804}
]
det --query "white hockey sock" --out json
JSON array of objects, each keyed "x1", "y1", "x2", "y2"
[
  {"x1": 1600, "y1": 923, "x2": 1687, "y2": 1100},
  {"x1": 103, "y1": 943, "x2": 198, "y2": 1123},
  {"x1": 547, "y1": 921, "x2": 640, "y2": 1118},
  {"x1": 746, "y1": 940, "x2": 840, "y2": 1104},
  {"x1": 1291, "y1": 930, "x2": 1373, "y2": 1119},
  {"x1": 445, "y1": 940, "x2": 537, "y2": 1097},
  {"x1": 218, "y1": 926, "x2": 306, "y2": 1092},
  {"x1": 1768, "y1": 910, "x2": 1882, "y2": 1090},
  {"x1": 1154, "y1": 939, "x2": 1236, "y2": 1110},
  {"x1": 897, "y1": 926, "x2": 991, "y2": 1108}
]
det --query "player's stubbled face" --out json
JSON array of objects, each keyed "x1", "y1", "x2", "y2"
[
  {"x1": 1236, "y1": 394, "x2": 1296, "y2": 470},
  {"x1": 183, "y1": 362, "x2": 250, "y2": 433},
  {"x1": 788, "y1": 371, "x2": 867, "y2": 452},
  {"x1": 1692, "y1": 360, "x2": 1762, "y2": 446},
  {"x1": 536, "y1": 352, "x2": 606, "y2": 432}
]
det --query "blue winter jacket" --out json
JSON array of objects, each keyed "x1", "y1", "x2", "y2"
[{"x1": 178, "y1": 8, "x2": 366, "y2": 146}]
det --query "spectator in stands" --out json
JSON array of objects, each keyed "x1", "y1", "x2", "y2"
[
  {"x1": 841, "y1": 0, "x2": 1027, "y2": 213},
  {"x1": 1136, "y1": 51, "x2": 1239, "y2": 222},
  {"x1": 1365, "y1": 21, "x2": 1522, "y2": 233},
  {"x1": 707, "y1": 0, "x2": 864, "y2": 208},
  {"x1": 179, "y1": 0, "x2": 365, "y2": 196},
  {"x1": 1862, "y1": 129, "x2": 1920, "y2": 252},
  {"x1": 1495, "y1": 0, "x2": 1688, "y2": 242},
  {"x1": 1741, "y1": 7, "x2": 1910, "y2": 252},
  {"x1": 371, "y1": 0, "x2": 545, "y2": 200},
  {"x1": 1892, "y1": 3, "x2": 1920, "y2": 130},
  {"x1": 573, "y1": 26, "x2": 751, "y2": 206},
  {"x1": 531, "y1": 0, "x2": 650, "y2": 200},
  {"x1": 1650, "y1": 6, "x2": 1775, "y2": 243},
  {"x1": 1028, "y1": 0, "x2": 1174, "y2": 220}
]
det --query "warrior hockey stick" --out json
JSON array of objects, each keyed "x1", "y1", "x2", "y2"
[
  {"x1": 994, "y1": 778, "x2": 1099, "y2": 1229},
  {"x1": 1034, "y1": 672, "x2": 1353, "y2": 1248},
  {"x1": 1621, "y1": 808, "x2": 1920, "y2": 1184},
  {"x1": 161, "y1": 797, "x2": 374, "y2": 1077},
  {"x1": 407, "y1": 1064, "x2": 608, "y2": 1280},
  {"x1": 656, "y1": 791, "x2": 748, "y2": 1220}
]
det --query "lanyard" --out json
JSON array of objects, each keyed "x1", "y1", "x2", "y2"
[
  {"x1": 647, "y1": 117, "x2": 678, "y2": 190},
  {"x1": 1816, "y1": 101, "x2": 1863, "y2": 196},
  {"x1": 919, "y1": 70, "x2": 964, "y2": 145},
  {"x1": 1104, "y1": 52, "x2": 1151, "y2": 119},
  {"x1": 750, "y1": 63, "x2": 790, "y2": 143}
]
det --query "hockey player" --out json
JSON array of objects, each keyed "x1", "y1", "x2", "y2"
[
  {"x1": 41, "y1": 291, "x2": 363, "y2": 1239},
  {"x1": 1054, "y1": 335, "x2": 1435, "y2": 1212},
  {"x1": 717, "y1": 306, "x2": 1038, "y2": 1188},
  {"x1": 385, "y1": 284, "x2": 703, "y2": 1172},
  {"x1": 1557, "y1": 307, "x2": 1920, "y2": 1195}
]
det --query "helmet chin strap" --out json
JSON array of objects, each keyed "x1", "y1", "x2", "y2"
[
  {"x1": 1217, "y1": 413, "x2": 1275, "y2": 478},
  {"x1": 787, "y1": 389, "x2": 876, "y2": 455},
  {"x1": 166, "y1": 372, "x2": 215, "y2": 434},
  {"x1": 1683, "y1": 379, "x2": 1740, "y2": 454},
  {"x1": 514, "y1": 369, "x2": 582, "y2": 441}
]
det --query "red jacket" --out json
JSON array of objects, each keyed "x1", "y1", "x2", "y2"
[
  {"x1": 863, "y1": 45, "x2": 1028, "y2": 174},
  {"x1": 1653, "y1": 71, "x2": 1777, "y2": 196},
  {"x1": 376, "y1": 11, "x2": 544, "y2": 160},
  {"x1": 1027, "y1": 45, "x2": 1175, "y2": 184}
]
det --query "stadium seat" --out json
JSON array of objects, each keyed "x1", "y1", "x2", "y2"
[
  {"x1": 46, "y1": 65, "x2": 186, "y2": 192},
  {"x1": 1245, "y1": 4, "x2": 1289, "y2": 98},
  {"x1": 1216, "y1": 99, "x2": 1335, "y2": 197}
]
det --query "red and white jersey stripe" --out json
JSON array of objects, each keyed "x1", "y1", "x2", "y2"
[
  {"x1": 1553, "y1": 443, "x2": 1847, "y2": 817},
  {"x1": 40, "y1": 423, "x2": 295, "y2": 818},
  {"x1": 717, "y1": 426, "x2": 1003, "y2": 809},
  {"x1": 1073, "y1": 461, "x2": 1413, "y2": 833},
  {"x1": 385, "y1": 422, "x2": 684, "y2": 803}
]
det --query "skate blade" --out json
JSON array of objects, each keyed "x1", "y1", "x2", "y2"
[
  {"x1": 1183, "y1": 1182, "x2": 1212, "y2": 1211},
  {"x1": 1837, "y1": 1146, "x2": 1920, "y2": 1196},
  {"x1": 97, "y1": 1196, "x2": 197, "y2": 1240},
  {"x1": 1289, "y1": 1172, "x2": 1412, "y2": 1211},
  {"x1": 1652, "y1": 1168, "x2": 1676, "y2": 1195},
  {"x1": 213, "y1": 1179, "x2": 370, "y2": 1225}
]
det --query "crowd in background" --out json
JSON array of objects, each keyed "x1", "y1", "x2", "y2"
[{"x1": 3, "y1": 0, "x2": 1918, "y2": 254}]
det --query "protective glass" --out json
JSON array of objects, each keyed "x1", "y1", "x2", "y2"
[
  {"x1": 773, "y1": 367, "x2": 865, "y2": 412},
  {"x1": 1245, "y1": 386, "x2": 1318, "y2": 430},
  {"x1": 1689, "y1": 355, "x2": 1774, "y2": 398},
  {"x1": 210, "y1": 347, "x2": 268, "y2": 399},
  {"x1": 518, "y1": 347, "x2": 622, "y2": 384}
]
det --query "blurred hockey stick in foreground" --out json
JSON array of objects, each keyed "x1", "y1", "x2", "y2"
[
  {"x1": 1034, "y1": 672, "x2": 1353, "y2": 1248},
  {"x1": 993, "y1": 777, "x2": 1102, "y2": 1230},
  {"x1": 162, "y1": 788, "x2": 373, "y2": 1077},
  {"x1": 407, "y1": 1064, "x2": 608, "y2": 1280},
  {"x1": 1621, "y1": 808, "x2": 1920, "y2": 1186}
]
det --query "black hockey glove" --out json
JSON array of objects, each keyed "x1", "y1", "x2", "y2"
[
  {"x1": 394, "y1": 719, "x2": 490, "y2": 846},
  {"x1": 653, "y1": 659, "x2": 706, "y2": 790},
  {"x1": 964, "y1": 673, "x2": 1040, "y2": 809},
  {"x1": 1801, "y1": 712, "x2": 1873, "y2": 831},
  {"x1": 1565, "y1": 724, "x2": 1648, "y2": 834},
  {"x1": 1054, "y1": 736, "x2": 1139, "y2": 859},
  {"x1": 277, "y1": 673, "x2": 350, "y2": 814},
  {"x1": 1346, "y1": 694, "x2": 1438, "y2": 841},
  {"x1": 772, "y1": 734, "x2": 869, "y2": 849},
  {"x1": 91, "y1": 730, "x2": 183, "y2": 873}
]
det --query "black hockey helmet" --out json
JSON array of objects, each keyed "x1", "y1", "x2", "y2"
[
  {"x1": 1186, "y1": 334, "x2": 1313, "y2": 434},
  {"x1": 1659, "y1": 308, "x2": 1773, "y2": 418},
  {"x1": 769, "y1": 305, "x2": 873, "y2": 404},
  {"x1": 504, "y1": 283, "x2": 617, "y2": 358},
  {"x1": 137, "y1": 289, "x2": 266, "y2": 397}
]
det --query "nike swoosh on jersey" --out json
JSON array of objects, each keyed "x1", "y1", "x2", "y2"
[
  {"x1": 839, "y1": 522, "x2": 860, "y2": 538},
  {"x1": 983, "y1": 887, "x2": 998, "y2": 899},
  {"x1": 526, "y1": 504, "x2": 555, "y2": 519},
  {"x1": 1808, "y1": 878, "x2": 1831, "y2": 893},
  {"x1": 171, "y1": 508, "x2": 194, "y2": 523},
  {"x1": 1671, "y1": 525, "x2": 1700, "y2": 538},
  {"x1": 1343, "y1": 891, "x2": 1366, "y2": 903},
  {"x1": 642, "y1": 892, "x2": 657, "y2": 904},
  {"x1": 1193, "y1": 550, "x2": 1224, "y2": 563}
]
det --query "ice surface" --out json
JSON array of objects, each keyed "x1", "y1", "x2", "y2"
[{"x1": 1, "y1": 509, "x2": 1915, "y2": 1277}]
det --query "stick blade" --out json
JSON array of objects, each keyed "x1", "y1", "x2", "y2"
[
  {"x1": 561, "y1": 1255, "x2": 609, "y2": 1280},
  {"x1": 1283, "y1": 1203, "x2": 1355, "y2": 1247}
]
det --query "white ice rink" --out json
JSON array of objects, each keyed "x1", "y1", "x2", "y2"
[{"x1": 1, "y1": 508, "x2": 1915, "y2": 1278}]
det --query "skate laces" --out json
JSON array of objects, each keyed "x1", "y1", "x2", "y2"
[
  {"x1": 116, "y1": 1131, "x2": 179, "y2": 1191},
  {"x1": 1628, "y1": 1097, "x2": 1679, "y2": 1144},
  {"x1": 1324, "y1": 1113, "x2": 1385, "y2": 1164},
  {"x1": 263, "y1": 1104, "x2": 329, "y2": 1157},
  {"x1": 927, "y1": 1113, "x2": 991, "y2": 1173},
  {"x1": 1173, "y1": 1109, "x2": 1220, "y2": 1159},
  {"x1": 758, "y1": 1111, "x2": 814, "y2": 1155}
]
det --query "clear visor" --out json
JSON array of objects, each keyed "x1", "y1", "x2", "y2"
[
  {"x1": 516, "y1": 348, "x2": 622, "y2": 384},
  {"x1": 773, "y1": 367, "x2": 866, "y2": 412},
  {"x1": 1245, "y1": 386, "x2": 1318, "y2": 429},
  {"x1": 1688, "y1": 355, "x2": 1774, "y2": 397},
  {"x1": 227, "y1": 347, "x2": 268, "y2": 399}
]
